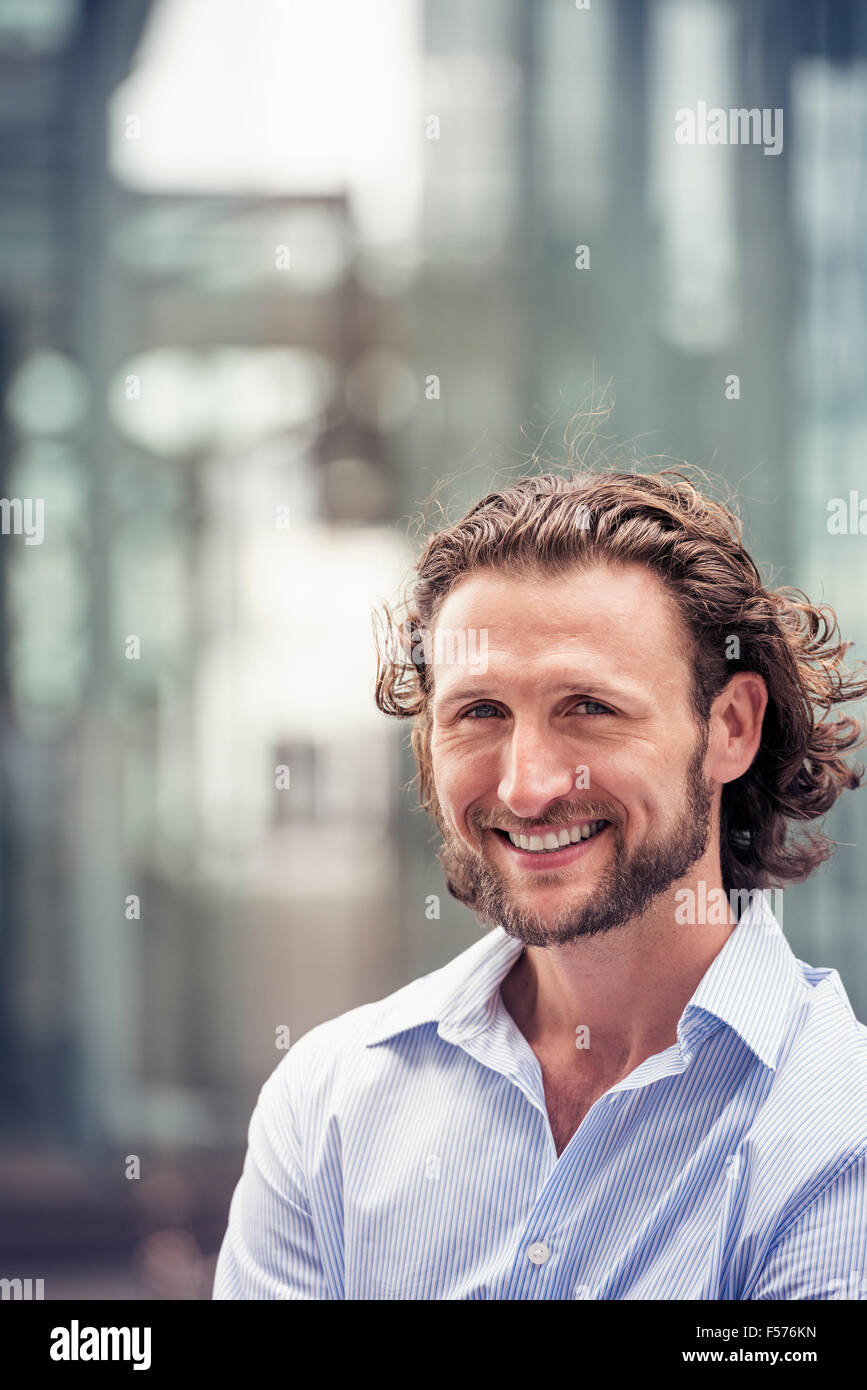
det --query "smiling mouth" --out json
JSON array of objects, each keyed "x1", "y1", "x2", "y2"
[{"x1": 492, "y1": 819, "x2": 610, "y2": 854}]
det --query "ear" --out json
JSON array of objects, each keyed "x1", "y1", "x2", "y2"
[{"x1": 705, "y1": 672, "x2": 768, "y2": 786}]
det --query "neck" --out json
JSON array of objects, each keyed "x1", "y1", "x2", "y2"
[{"x1": 500, "y1": 863, "x2": 738, "y2": 1081}]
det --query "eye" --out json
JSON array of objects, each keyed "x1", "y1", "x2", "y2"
[
  {"x1": 461, "y1": 702, "x2": 504, "y2": 720},
  {"x1": 571, "y1": 699, "x2": 612, "y2": 715}
]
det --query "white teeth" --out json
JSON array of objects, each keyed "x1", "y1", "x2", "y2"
[{"x1": 506, "y1": 820, "x2": 608, "y2": 853}]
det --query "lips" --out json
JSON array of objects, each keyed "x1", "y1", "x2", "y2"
[
  {"x1": 505, "y1": 819, "x2": 608, "y2": 853},
  {"x1": 490, "y1": 819, "x2": 612, "y2": 869}
]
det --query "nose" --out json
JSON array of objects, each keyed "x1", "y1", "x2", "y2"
[{"x1": 496, "y1": 718, "x2": 577, "y2": 820}]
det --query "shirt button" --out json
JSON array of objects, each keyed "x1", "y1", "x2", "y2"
[{"x1": 527, "y1": 1242, "x2": 550, "y2": 1265}]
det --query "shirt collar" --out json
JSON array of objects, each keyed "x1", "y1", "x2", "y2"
[
  {"x1": 366, "y1": 890, "x2": 799, "y2": 1071},
  {"x1": 679, "y1": 889, "x2": 798, "y2": 1070},
  {"x1": 364, "y1": 928, "x2": 523, "y2": 1049}
]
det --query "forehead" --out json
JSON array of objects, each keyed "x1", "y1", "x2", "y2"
[{"x1": 429, "y1": 561, "x2": 692, "y2": 697}]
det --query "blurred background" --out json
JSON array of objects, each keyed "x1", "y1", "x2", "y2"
[{"x1": 0, "y1": 0, "x2": 865, "y2": 1299}]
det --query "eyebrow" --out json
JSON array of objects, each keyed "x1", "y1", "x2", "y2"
[{"x1": 432, "y1": 679, "x2": 640, "y2": 711}]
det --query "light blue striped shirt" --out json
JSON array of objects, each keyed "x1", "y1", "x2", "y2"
[{"x1": 213, "y1": 894, "x2": 867, "y2": 1299}]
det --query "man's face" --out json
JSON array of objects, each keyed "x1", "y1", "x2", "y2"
[{"x1": 428, "y1": 562, "x2": 716, "y2": 946}]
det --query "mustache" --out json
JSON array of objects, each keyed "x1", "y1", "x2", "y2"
[{"x1": 470, "y1": 802, "x2": 619, "y2": 835}]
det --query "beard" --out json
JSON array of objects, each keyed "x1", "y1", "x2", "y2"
[{"x1": 435, "y1": 727, "x2": 714, "y2": 947}]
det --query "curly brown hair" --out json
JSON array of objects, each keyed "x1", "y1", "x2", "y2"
[{"x1": 374, "y1": 467, "x2": 867, "y2": 896}]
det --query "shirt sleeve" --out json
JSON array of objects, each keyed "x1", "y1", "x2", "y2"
[
  {"x1": 212, "y1": 1057, "x2": 332, "y2": 1300},
  {"x1": 747, "y1": 1151, "x2": 867, "y2": 1300}
]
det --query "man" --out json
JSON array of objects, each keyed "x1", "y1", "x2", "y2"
[{"x1": 214, "y1": 468, "x2": 867, "y2": 1300}]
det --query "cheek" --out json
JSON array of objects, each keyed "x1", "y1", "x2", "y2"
[
  {"x1": 597, "y1": 739, "x2": 669, "y2": 788},
  {"x1": 607, "y1": 755, "x2": 680, "y2": 827},
  {"x1": 431, "y1": 738, "x2": 498, "y2": 814},
  {"x1": 587, "y1": 755, "x2": 658, "y2": 828}
]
